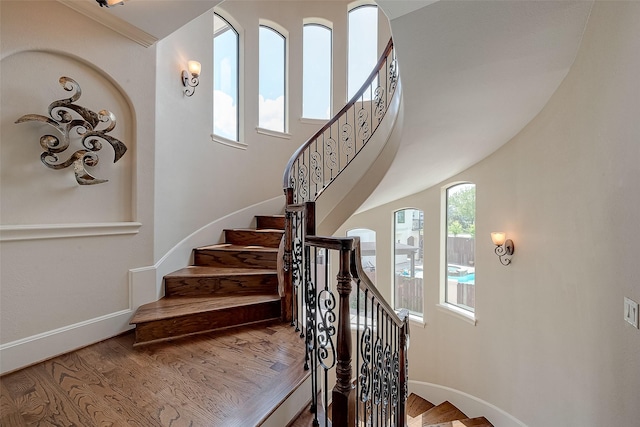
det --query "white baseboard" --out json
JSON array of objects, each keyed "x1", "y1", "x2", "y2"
[
  {"x1": 0, "y1": 309, "x2": 133, "y2": 375},
  {"x1": 408, "y1": 380, "x2": 527, "y2": 427}
]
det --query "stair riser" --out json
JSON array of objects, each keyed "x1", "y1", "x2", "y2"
[
  {"x1": 256, "y1": 215, "x2": 286, "y2": 230},
  {"x1": 165, "y1": 274, "x2": 278, "y2": 297},
  {"x1": 225, "y1": 229, "x2": 283, "y2": 248},
  {"x1": 134, "y1": 300, "x2": 282, "y2": 345},
  {"x1": 194, "y1": 249, "x2": 277, "y2": 269}
]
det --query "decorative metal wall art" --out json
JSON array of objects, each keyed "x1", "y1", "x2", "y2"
[{"x1": 15, "y1": 76, "x2": 127, "y2": 185}]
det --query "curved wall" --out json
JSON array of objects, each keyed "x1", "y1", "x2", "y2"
[{"x1": 337, "y1": 2, "x2": 640, "y2": 425}]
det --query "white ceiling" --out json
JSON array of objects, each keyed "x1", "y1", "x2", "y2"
[
  {"x1": 58, "y1": 0, "x2": 223, "y2": 44},
  {"x1": 361, "y1": 0, "x2": 593, "y2": 211}
]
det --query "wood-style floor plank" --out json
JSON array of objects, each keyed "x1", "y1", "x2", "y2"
[{"x1": 1, "y1": 321, "x2": 308, "y2": 426}]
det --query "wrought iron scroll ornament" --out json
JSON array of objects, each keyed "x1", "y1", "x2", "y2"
[{"x1": 15, "y1": 76, "x2": 127, "y2": 185}]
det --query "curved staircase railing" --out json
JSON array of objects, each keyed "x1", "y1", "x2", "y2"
[{"x1": 282, "y1": 39, "x2": 409, "y2": 427}]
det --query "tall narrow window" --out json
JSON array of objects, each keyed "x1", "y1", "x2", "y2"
[
  {"x1": 348, "y1": 5, "x2": 378, "y2": 100},
  {"x1": 303, "y1": 23, "x2": 332, "y2": 120},
  {"x1": 259, "y1": 25, "x2": 286, "y2": 133},
  {"x1": 445, "y1": 183, "x2": 476, "y2": 312},
  {"x1": 213, "y1": 14, "x2": 239, "y2": 141},
  {"x1": 394, "y1": 209, "x2": 423, "y2": 317}
]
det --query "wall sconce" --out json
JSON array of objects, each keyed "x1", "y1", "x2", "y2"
[
  {"x1": 182, "y1": 61, "x2": 201, "y2": 97},
  {"x1": 96, "y1": 0, "x2": 125, "y2": 7},
  {"x1": 491, "y1": 232, "x2": 515, "y2": 266}
]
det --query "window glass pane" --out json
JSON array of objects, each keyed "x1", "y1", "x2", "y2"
[
  {"x1": 348, "y1": 5, "x2": 377, "y2": 100},
  {"x1": 259, "y1": 26, "x2": 286, "y2": 132},
  {"x1": 394, "y1": 209, "x2": 423, "y2": 316},
  {"x1": 213, "y1": 14, "x2": 239, "y2": 141},
  {"x1": 445, "y1": 183, "x2": 476, "y2": 312},
  {"x1": 303, "y1": 24, "x2": 331, "y2": 120}
]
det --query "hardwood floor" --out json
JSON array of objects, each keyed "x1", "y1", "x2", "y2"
[{"x1": 1, "y1": 321, "x2": 308, "y2": 426}]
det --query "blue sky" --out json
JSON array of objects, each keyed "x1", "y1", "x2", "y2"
[{"x1": 214, "y1": 6, "x2": 378, "y2": 138}]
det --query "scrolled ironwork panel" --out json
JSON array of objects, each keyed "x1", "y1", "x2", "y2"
[
  {"x1": 310, "y1": 150, "x2": 322, "y2": 186},
  {"x1": 359, "y1": 326, "x2": 372, "y2": 403},
  {"x1": 374, "y1": 86, "x2": 386, "y2": 122},
  {"x1": 357, "y1": 107, "x2": 370, "y2": 143},
  {"x1": 317, "y1": 289, "x2": 336, "y2": 370}
]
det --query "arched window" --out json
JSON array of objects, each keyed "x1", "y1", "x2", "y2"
[
  {"x1": 348, "y1": 4, "x2": 378, "y2": 100},
  {"x1": 303, "y1": 23, "x2": 332, "y2": 120},
  {"x1": 445, "y1": 183, "x2": 476, "y2": 312},
  {"x1": 259, "y1": 25, "x2": 287, "y2": 133},
  {"x1": 213, "y1": 13, "x2": 239, "y2": 142},
  {"x1": 394, "y1": 209, "x2": 423, "y2": 317}
]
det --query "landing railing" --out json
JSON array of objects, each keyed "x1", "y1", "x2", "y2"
[
  {"x1": 282, "y1": 38, "x2": 408, "y2": 427},
  {"x1": 283, "y1": 39, "x2": 398, "y2": 205}
]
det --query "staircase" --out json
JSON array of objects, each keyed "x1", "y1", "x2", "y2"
[
  {"x1": 130, "y1": 215, "x2": 286, "y2": 345},
  {"x1": 291, "y1": 393, "x2": 493, "y2": 426},
  {"x1": 406, "y1": 393, "x2": 493, "y2": 427}
]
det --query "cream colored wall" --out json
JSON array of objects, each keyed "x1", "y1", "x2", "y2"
[
  {"x1": 0, "y1": 1, "x2": 155, "y2": 372},
  {"x1": 338, "y1": 2, "x2": 640, "y2": 425},
  {"x1": 153, "y1": 0, "x2": 391, "y2": 258}
]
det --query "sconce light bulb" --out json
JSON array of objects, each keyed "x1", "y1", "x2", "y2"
[
  {"x1": 187, "y1": 60, "x2": 201, "y2": 77},
  {"x1": 491, "y1": 232, "x2": 506, "y2": 246}
]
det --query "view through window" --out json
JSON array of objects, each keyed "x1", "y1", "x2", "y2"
[
  {"x1": 259, "y1": 25, "x2": 286, "y2": 132},
  {"x1": 348, "y1": 5, "x2": 377, "y2": 101},
  {"x1": 213, "y1": 14, "x2": 239, "y2": 141},
  {"x1": 445, "y1": 183, "x2": 476, "y2": 312},
  {"x1": 394, "y1": 209, "x2": 423, "y2": 317},
  {"x1": 303, "y1": 23, "x2": 332, "y2": 120}
]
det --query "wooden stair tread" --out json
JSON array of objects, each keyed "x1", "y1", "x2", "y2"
[
  {"x1": 425, "y1": 417, "x2": 493, "y2": 427},
  {"x1": 166, "y1": 266, "x2": 277, "y2": 277},
  {"x1": 421, "y1": 401, "x2": 468, "y2": 426},
  {"x1": 408, "y1": 392, "x2": 435, "y2": 417},
  {"x1": 197, "y1": 243, "x2": 278, "y2": 252},
  {"x1": 131, "y1": 294, "x2": 281, "y2": 324}
]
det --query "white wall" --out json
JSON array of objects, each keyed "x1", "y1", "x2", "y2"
[
  {"x1": 337, "y1": 2, "x2": 640, "y2": 425},
  {"x1": 0, "y1": 1, "x2": 155, "y2": 373}
]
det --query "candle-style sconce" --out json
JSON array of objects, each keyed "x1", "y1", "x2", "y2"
[
  {"x1": 491, "y1": 232, "x2": 515, "y2": 266},
  {"x1": 15, "y1": 76, "x2": 127, "y2": 185},
  {"x1": 182, "y1": 60, "x2": 201, "y2": 97}
]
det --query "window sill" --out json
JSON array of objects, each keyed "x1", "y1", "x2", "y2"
[
  {"x1": 256, "y1": 127, "x2": 291, "y2": 140},
  {"x1": 408, "y1": 313, "x2": 426, "y2": 328},
  {"x1": 436, "y1": 303, "x2": 477, "y2": 326},
  {"x1": 211, "y1": 134, "x2": 247, "y2": 150}
]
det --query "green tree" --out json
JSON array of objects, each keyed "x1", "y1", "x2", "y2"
[
  {"x1": 447, "y1": 184, "x2": 475, "y2": 235},
  {"x1": 449, "y1": 220, "x2": 463, "y2": 236}
]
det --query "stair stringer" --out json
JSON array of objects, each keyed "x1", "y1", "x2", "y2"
[
  {"x1": 409, "y1": 380, "x2": 527, "y2": 427},
  {"x1": 316, "y1": 80, "x2": 404, "y2": 236}
]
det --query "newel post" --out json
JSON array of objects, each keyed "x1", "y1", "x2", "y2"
[{"x1": 332, "y1": 238, "x2": 356, "y2": 427}]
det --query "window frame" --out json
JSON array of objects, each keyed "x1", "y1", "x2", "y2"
[
  {"x1": 302, "y1": 21, "x2": 333, "y2": 121},
  {"x1": 393, "y1": 208, "x2": 424, "y2": 319},
  {"x1": 347, "y1": 3, "x2": 378, "y2": 101},
  {"x1": 212, "y1": 12, "x2": 242, "y2": 147},
  {"x1": 258, "y1": 22, "x2": 289, "y2": 136},
  {"x1": 439, "y1": 182, "x2": 477, "y2": 325}
]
